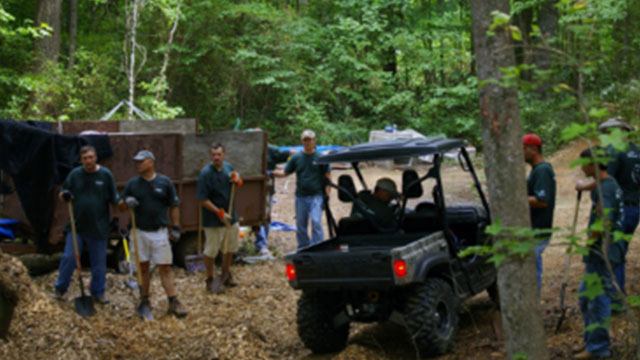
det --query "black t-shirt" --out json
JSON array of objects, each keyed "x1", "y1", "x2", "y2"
[
  {"x1": 62, "y1": 166, "x2": 119, "y2": 238},
  {"x1": 586, "y1": 177, "x2": 624, "y2": 264},
  {"x1": 527, "y1": 162, "x2": 556, "y2": 232},
  {"x1": 122, "y1": 174, "x2": 179, "y2": 230},
  {"x1": 607, "y1": 143, "x2": 640, "y2": 205},
  {"x1": 196, "y1": 162, "x2": 237, "y2": 227}
]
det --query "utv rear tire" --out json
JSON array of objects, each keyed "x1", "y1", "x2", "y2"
[
  {"x1": 297, "y1": 291, "x2": 349, "y2": 354},
  {"x1": 403, "y1": 278, "x2": 459, "y2": 358}
]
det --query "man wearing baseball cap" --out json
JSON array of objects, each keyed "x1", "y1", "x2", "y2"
[
  {"x1": 578, "y1": 117, "x2": 638, "y2": 304},
  {"x1": 351, "y1": 177, "x2": 400, "y2": 230},
  {"x1": 275, "y1": 129, "x2": 331, "y2": 249},
  {"x1": 523, "y1": 133, "x2": 556, "y2": 293},
  {"x1": 120, "y1": 149, "x2": 187, "y2": 317}
]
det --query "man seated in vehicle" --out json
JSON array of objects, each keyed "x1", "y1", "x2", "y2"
[{"x1": 351, "y1": 177, "x2": 400, "y2": 230}]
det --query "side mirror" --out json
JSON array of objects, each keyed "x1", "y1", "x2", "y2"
[
  {"x1": 337, "y1": 175, "x2": 357, "y2": 202},
  {"x1": 402, "y1": 169, "x2": 423, "y2": 198}
]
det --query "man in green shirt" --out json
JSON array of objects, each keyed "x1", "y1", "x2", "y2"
[
  {"x1": 54, "y1": 145, "x2": 119, "y2": 304},
  {"x1": 120, "y1": 150, "x2": 187, "y2": 318},
  {"x1": 599, "y1": 118, "x2": 639, "y2": 294},
  {"x1": 574, "y1": 147, "x2": 624, "y2": 359},
  {"x1": 351, "y1": 177, "x2": 399, "y2": 230},
  {"x1": 197, "y1": 143, "x2": 243, "y2": 293},
  {"x1": 275, "y1": 129, "x2": 331, "y2": 249},
  {"x1": 522, "y1": 133, "x2": 556, "y2": 291}
]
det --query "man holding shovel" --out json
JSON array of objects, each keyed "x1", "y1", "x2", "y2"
[
  {"x1": 54, "y1": 145, "x2": 119, "y2": 305},
  {"x1": 573, "y1": 147, "x2": 625, "y2": 359},
  {"x1": 120, "y1": 150, "x2": 187, "y2": 318},
  {"x1": 197, "y1": 143, "x2": 243, "y2": 294}
]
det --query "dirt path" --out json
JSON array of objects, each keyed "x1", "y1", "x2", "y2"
[{"x1": 2, "y1": 142, "x2": 640, "y2": 359}]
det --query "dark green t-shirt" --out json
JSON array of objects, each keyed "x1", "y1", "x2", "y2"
[
  {"x1": 62, "y1": 166, "x2": 119, "y2": 238},
  {"x1": 284, "y1": 151, "x2": 330, "y2": 197},
  {"x1": 607, "y1": 143, "x2": 640, "y2": 205},
  {"x1": 122, "y1": 174, "x2": 179, "y2": 231},
  {"x1": 267, "y1": 145, "x2": 290, "y2": 171},
  {"x1": 351, "y1": 192, "x2": 398, "y2": 229},
  {"x1": 586, "y1": 177, "x2": 624, "y2": 264},
  {"x1": 527, "y1": 162, "x2": 556, "y2": 232},
  {"x1": 196, "y1": 162, "x2": 237, "y2": 227}
]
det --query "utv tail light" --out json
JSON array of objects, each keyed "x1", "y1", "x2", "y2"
[
  {"x1": 285, "y1": 263, "x2": 297, "y2": 281},
  {"x1": 393, "y1": 259, "x2": 407, "y2": 278}
]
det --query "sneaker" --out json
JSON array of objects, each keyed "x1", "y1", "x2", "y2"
[
  {"x1": 259, "y1": 248, "x2": 275, "y2": 259},
  {"x1": 92, "y1": 294, "x2": 110, "y2": 305},
  {"x1": 573, "y1": 349, "x2": 611, "y2": 359},
  {"x1": 53, "y1": 288, "x2": 66, "y2": 300},
  {"x1": 168, "y1": 297, "x2": 188, "y2": 318}
]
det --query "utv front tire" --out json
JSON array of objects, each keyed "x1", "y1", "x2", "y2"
[
  {"x1": 297, "y1": 291, "x2": 349, "y2": 354},
  {"x1": 403, "y1": 278, "x2": 459, "y2": 358}
]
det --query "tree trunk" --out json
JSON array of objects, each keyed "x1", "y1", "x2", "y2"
[
  {"x1": 514, "y1": 7, "x2": 533, "y2": 81},
  {"x1": 35, "y1": 0, "x2": 63, "y2": 64},
  {"x1": 469, "y1": 1, "x2": 549, "y2": 359},
  {"x1": 535, "y1": 0, "x2": 558, "y2": 93},
  {"x1": 68, "y1": 0, "x2": 78, "y2": 67}
]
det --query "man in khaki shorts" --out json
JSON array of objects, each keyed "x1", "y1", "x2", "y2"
[
  {"x1": 197, "y1": 143, "x2": 243, "y2": 293},
  {"x1": 120, "y1": 150, "x2": 187, "y2": 317}
]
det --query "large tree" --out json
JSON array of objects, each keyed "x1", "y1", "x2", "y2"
[
  {"x1": 469, "y1": 0, "x2": 549, "y2": 358},
  {"x1": 35, "y1": 0, "x2": 62, "y2": 63}
]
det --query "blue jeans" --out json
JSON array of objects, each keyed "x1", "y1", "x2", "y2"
[
  {"x1": 535, "y1": 237, "x2": 550, "y2": 292},
  {"x1": 579, "y1": 260, "x2": 614, "y2": 357},
  {"x1": 254, "y1": 225, "x2": 269, "y2": 251},
  {"x1": 613, "y1": 204, "x2": 640, "y2": 293},
  {"x1": 295, "y1": 195, "x2": 324, "y2": 249},
  {"x1": 54, "y1": 232, "x2": 107, "y2": 297}
]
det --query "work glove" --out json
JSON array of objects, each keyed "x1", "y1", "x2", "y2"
[
  {"x1": 215, "y1": 209, "x2": 232, "y2": 225},
  {"x1": 170, "y1": 225, "x2": 181, "y2": 242},
  {"x1": 125, "y1": 196, "x2": 139, "y2": 209},
  {"x1": 61, "y1": 190, "x2": 74, "y2": 202},
  {"x1": 230, "y1": 171, "x2": 244, "y2": 188}
]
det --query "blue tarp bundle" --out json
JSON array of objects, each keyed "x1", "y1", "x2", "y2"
[
  {"x1": 276, "y1": 145, "x2": 343, "y2": 154},
  {"x1": 0, "y1": 218, "x2": 18, "y2": 239}
]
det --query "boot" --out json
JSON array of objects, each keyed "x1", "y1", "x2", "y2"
[
  {"x1": 205, "y1": 277, "x2": 214, "y2": 293},
  {"x1": 222, "y1": 272, "x2": 237, "y2": 287},
  {"x1": 168, "y1": 297, "x2": 188, "y2": 318}
]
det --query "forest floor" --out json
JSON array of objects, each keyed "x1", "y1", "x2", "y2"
[{"x1": 2, "y1": 140, "x2": 640, "y2": 359}]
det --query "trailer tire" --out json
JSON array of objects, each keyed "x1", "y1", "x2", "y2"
[
  {"x1": 297, "y1": 291, "x2": 349, "y2": 354},
  {"x1": 403, "y1": 278, "x2": 458, "y2": 357}
]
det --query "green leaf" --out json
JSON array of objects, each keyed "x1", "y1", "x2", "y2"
[
  {"x1": 580, "y1": 273, "x2": 604, "y2": 301},
  {"x1": 560, "y1": 122, "x2": 590, "y2": 141}
]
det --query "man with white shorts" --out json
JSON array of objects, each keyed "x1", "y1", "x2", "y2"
[
  {"x1": 197, "y1": 143, "x2": 243, "y2": 294},
  {"x1": 120, "y1": 150, "x2": 187, "y2": 317}
]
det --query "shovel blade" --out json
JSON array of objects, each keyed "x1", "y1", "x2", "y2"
[
  {"x1": 136, "y1": 302, "x2": 154, "y2": 321},
  {"x1": 74, "y1": 296, "x2": 96, "y2": 318},
  {"x1": 185, "y1": 254, "x2": 205, "y2": 273}
]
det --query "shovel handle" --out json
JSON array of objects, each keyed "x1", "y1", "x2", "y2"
[
  {"x1": 222, "y1": 183, "x2": 237, "y2": 254},
  {"x1": 67, "y1": 202, "x2": 82, "y2": 272},
  {"x1": 129, "y1": 209, "x2": 145, "y2": 287}
]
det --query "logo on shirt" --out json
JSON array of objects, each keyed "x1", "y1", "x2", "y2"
[
  {"x1": 95, "y1": 180, "x2": 104, "y2": 186},
  {"x1": 154, "y1": 187, "x2": 164, "y2": 194},
  {"x1": 536, "y1": 190, "x2": 546, "y2": 198}
]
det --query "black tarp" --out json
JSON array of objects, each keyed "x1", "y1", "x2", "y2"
[{"x1": 0, "y1": 120, "x2": 112, "y2": 252}]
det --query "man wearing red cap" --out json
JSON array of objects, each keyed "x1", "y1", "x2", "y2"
[{"x1": 523, "y1": 133, "x2": 556, "y2": 293}]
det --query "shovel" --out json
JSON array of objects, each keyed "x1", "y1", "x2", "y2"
[
  {"x1": 121, "y1": 233, "x2": 138, "y2": 290},
  {"x1": 185, "y1": 206, "x2": 206, "y2": 273},
  {"x1": 555, "y1": 190, "x2": 582, "y2": 334},
  {"x1": 129, "y1": 209, "x2": 154, "y2": 321},
  {"x1": 210, "y1": 183, "x2": 237, "y2": 294},
  {"x1": 67, "y1": 202, "x2": 96, "y2": 318}
]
